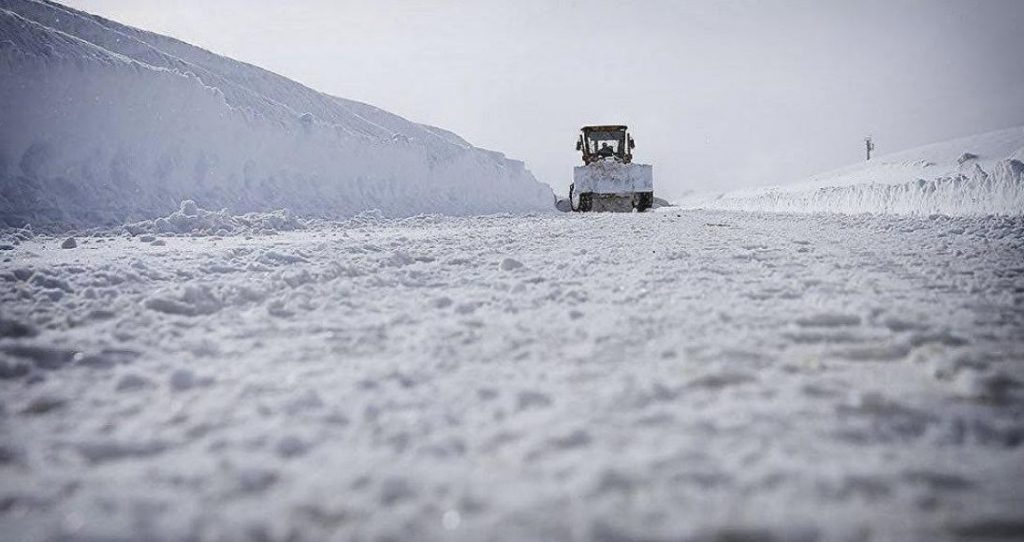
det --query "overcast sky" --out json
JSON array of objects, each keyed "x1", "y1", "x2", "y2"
[{"x1": 64, "y1": 0, "x2": 1024, "y2": 198}]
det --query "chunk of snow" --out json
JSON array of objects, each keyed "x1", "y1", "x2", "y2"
[
  {"x1": 795, "y1": 313, "x2": 862, "y2": 328},
  {"x1": 951, "y1": 370, "x2": 1020, "y2": 403},
  {"x1": 21, "y1": 394, "x2": 66, "y2": 415},
  {"x1": 275, "y1": 435, "x2": 310, "y2": 458},
  {"x1": 76, "y1": 439, "x2": 167, "y2": 464},
  {"x1": 115, "y1": 373, "x2": 153, "y2": 392},
  {"x1": 0, "y1": 317, "x2": 37, "y2": 338},
  {"x1": 499, "y1": 257, "x2": 524, "y2": 271},
  {"x1": 957, "y1": 152, "x2": 978, "y2": 164},
  {"x1": 168, "y1": 369, "x2": 196, "y2": 391},
  {"x1": 144, "y1": 285, "x2": 223, "y2": 316}
]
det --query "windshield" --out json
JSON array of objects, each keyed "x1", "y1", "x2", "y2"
[{"x1": 585, "y1": 130, "x2": 626, "y2": 155}]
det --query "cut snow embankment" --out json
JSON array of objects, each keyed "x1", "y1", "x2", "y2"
[
  {"x1": 678, "y1": 127, "x2": 1024, "y2": 216},
  {"x1": 0, "y1": 0, "x2": 554, "y2": 229}
]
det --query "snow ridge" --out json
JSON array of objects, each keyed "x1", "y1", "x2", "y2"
[
  {"x1": 0, "y1": 0, "x2": 554, "y2": 228},
  {"x1": 680, "y1": 126, "x2": 1024, "y2": 216}
]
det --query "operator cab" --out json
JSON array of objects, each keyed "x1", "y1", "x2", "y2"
[{"x1": 575, "y1": 125, "x2": 636, "y2": 165}]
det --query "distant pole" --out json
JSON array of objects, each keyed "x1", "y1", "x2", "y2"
[{"x1": 865, "y1": 136, "x2": 875, "y2": 161}]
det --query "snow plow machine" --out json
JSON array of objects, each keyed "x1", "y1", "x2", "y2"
[{"x1": 569, "y1": 125, "x2": 654, "y2": 212}]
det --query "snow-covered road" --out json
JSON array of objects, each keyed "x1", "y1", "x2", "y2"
[{"x1": 2, "y1": 210, "x2": 1023, "y2": 541}]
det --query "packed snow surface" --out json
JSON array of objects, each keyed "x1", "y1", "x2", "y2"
[
  {"x1": 679, "y1": 126, "x2": 1024, "y2": 216},
  {"x1": 2, "y1": 209, "x2": 1023, "y2": 541},
  {"x1": 0, "y1": 0, "x2": 554, "y2": 228},
  {"x1": 573, "y1": 160, "x2": 654, "y2": 194}
]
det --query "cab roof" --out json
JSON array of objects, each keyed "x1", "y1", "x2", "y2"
[{"x1": 581, "y1": 125, "x2": 627, "y2": 132}]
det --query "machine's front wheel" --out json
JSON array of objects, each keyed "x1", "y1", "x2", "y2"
[
  {"x1": 570, "y1": 185, "x2": 592, "y2": 212},
  {"x1": 635, "y1": 192, "x2": 654, "y2": 212},
  {"x1": 578, "y1": 192, "x2": 593, "y2": 212}
]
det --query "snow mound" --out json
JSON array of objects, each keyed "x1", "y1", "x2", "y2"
[
  {"x1": 679, "y1": 127, "x2": 1024, "y2": 216},
  {"x1": 0, "y1": 0, "x2": 554, "y2": 229},
  {"x1": 124, "y1": 200, "x2": 304, "y2": 236}
]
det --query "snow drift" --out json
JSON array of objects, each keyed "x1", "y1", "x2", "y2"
[
  {"x1": 0, "y1": 0, "x2": 554, "y2": 228},
  {"x1": 679, "y1": 126, "x2": 1024, "y2": 216}
]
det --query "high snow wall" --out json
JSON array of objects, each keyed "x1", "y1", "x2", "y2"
[
  {"x1": 678, "y1": 127, "x2": 1024, "y2": 216},
  {"x1": 0, "y1": 0, "x2": 554, "y2": 228}
]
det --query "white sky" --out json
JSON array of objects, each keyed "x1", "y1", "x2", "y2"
[{"x1": 63, "y1": 0, "x2": 1024, "y2": 198}]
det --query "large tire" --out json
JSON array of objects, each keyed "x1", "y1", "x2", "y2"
[
  {"x1": 571, "y1": 185, "x2": 594, "y2": 212},
  {"x1": 635, "y1": 192, "x2": 654, "y2": 212},
  {"x1": 578, "y1": 192, "x2": 593, "y2": 212}
]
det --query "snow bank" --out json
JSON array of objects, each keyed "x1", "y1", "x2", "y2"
[
  {"x1": 0, "y1": 0, "x2": 554, "y2": 229},
  {"x1": 572, "y1": 160, "x2": 653, "y2": 194},
  {"x1": 678, "y1": 126, "x2": 1024, "y2": 216}
]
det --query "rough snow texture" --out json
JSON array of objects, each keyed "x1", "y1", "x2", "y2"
[
  {"x1": 679, "y1": 126, "x2": 1024, "y2": 216},
  {"x1": 0, "y1": 0, "x2": 554, "y2": 229},
  {"x1": 573, "y1": 160, "x2": 653, "y2": 194},
  {"x1": 2, "y1": 211, "x2": 1023, "y2": 541},
  {"x1": 123, "y1": 200, "x2": 305, "y2": 237}
]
